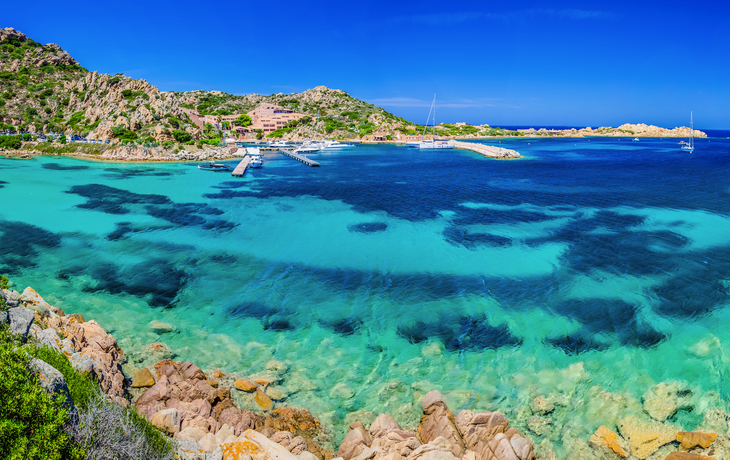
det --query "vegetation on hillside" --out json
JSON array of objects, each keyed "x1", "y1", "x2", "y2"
[{"x1": 0, "y1": 274, "x2": 175, "y2": 459}]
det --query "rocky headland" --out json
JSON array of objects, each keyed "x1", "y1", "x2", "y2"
[{"x1": 3, "y1": 284, "x2": 730, "y2": 460}]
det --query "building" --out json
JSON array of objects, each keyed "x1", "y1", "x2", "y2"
[{"x1": 247, "y1": 103, "x2": 306, "y2": 133}]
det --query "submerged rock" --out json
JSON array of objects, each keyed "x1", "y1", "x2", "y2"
[
  {"x1": 149, "y1": 320, "x2": 175, "y2": 334},
  {"x1": 643, "y1": 382, "x2": 693, "y2": 422},
  {"x1": 235, "y1": 378, "x2": 258, "y2": 392},
  {"x1": 617, "y1": 415, "x2": 677, "y2": 459}
]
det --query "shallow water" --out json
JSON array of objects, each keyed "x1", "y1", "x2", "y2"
[{"x1": 3, "y1": 136, "x2": 730, "y2": 456}]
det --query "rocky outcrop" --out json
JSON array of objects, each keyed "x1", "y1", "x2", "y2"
[
  {"x1": 418, "y1": 391, "x2": 466, "y2": 458},
  {"x1": 340, "y1": 391, "x2": 534, "y2": 460},
  {"x1": 44, "y1": 313, "x2": 127, "y2": 405}
]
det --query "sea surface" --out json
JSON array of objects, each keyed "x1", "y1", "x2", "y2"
[{"x1": 2, "y1": 135, "x2": 730, "y2": 456}]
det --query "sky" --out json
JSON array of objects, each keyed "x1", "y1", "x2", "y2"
[{"x1": 4, "y1": 0, "x2": 730, "y2": 128}]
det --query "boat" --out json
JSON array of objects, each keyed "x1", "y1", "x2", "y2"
[
  {"x1": 249, "y1": 156, "x2": 263, "y2": 168},
  {"x1": 413, "y1": 95, "x2": 455, "y2": 150},
  {"x1": 269, "y1": 140, "x2": 290, "y2": 148},
  {"x1": 198, "y1": 161, "x2": 230, "y2": 171},
  {"x1": 633, "y1": 137, "x2": 639, "y2": 142},
  {"x1": 681, "y1": 112, "x2": 695, "y2": 153},
  {"x1": 322, "y1": 140, "x2": 355, "y2": 149}
]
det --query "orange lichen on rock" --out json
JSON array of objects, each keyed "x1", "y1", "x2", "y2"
[
  {"x1": 221, "y1": 439, "x2": 261, "y2": 460},
  {"x1": 665, "y1": 452, "x2": 716, "y2": 460},
  {"x1": 677, "y1": 431, "x2": 717, "y2": 449},
  {"x1": 589, "y1": 425, "x2": 630, "y2": 458}
]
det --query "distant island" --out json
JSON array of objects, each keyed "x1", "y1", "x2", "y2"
[{"x1": 0, "y1": 27, "x2": 705, "y2": 160}]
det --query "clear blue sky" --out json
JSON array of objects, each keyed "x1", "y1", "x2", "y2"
[{"x1": 5, "y1": 0, "x2": 730, "y2": 128}]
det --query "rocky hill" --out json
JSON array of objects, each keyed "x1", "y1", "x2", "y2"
[
  {"x1": 0, "y1": 27, "x2": 199, "y2": 143},
  {"x1": 171, "y1": 86, "x2": 415, "y2": 141}
]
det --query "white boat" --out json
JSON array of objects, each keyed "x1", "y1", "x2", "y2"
[
  {"x1": 269, "y1": 140, "x2": 289, "y2": 148},
  {"x1": 681, "y1": 112, "x2": 695, "y2": 153},
  {"x1": 323, "y1": 140, "x2": 355, "y2": 149},
  {"x1": 633, "y1": 137, "x2": 639, "y2": 142},
  {"x1": 418, "y1": 95, "x2": 454, "y2": 150},
  {"x1": 249, "y1": 156, "x2": 263, "y2": 168},
  {"x1": 419, "y1": 140, "x2": 455, "y2": 149}
]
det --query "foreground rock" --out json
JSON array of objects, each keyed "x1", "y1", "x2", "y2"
[{"x1": 340, "y1": 390, "x2": 534, "y2": 460}]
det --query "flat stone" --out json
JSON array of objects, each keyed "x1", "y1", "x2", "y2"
[
  {"x1": 330, "y1": 382, "x2": 356, "y2": 400},
  {"x1": 234, "y1": 378, "x2": 257, "y2": 392},
  {"x1": 643, "y1": 382, "x2": 693, "y2": 422},
  {"x1": 677, "y1": 431, "x2": 717, "y2": 449},
  {"x1": 132, "y1": 368, "x2": 156, "y2": 387},
  {"x1": 618, "y1": 416, "x2": 676, "y2": 459},
  {"x1": 254, "y1": 388, "x2": 273, "y2": 410},
  {"x1": 8, "y1": 307, "x2": 34, "y2": 336},
  {"x1": 212, "y1": 370, "x2": 227, "y2": 378},
  {"x1": 589, "y1": 425, "x2": 630, "y2": 458},
  {"x1": 149, "y1": 320, "x2": 175, "y2": 334},
  {"x1": 266, "y1": 386, "x2": 288, "y2": 401}
]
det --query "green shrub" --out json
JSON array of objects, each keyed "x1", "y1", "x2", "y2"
[
  {"x1": 0, "y1": 275, "x2": 9, "y2": 290},
  {"x1": 171, "y1": 129, "x2": 192, "y2": 143},
  {"x1": 0, "y1": 135, "x2": 21, "y2": 149},
  {"x1": 0, "y1": 327, "x2": 84, "y2": 460},
  {"x1": 59, "y1": 134, "x2": 66, "y2": 144}
]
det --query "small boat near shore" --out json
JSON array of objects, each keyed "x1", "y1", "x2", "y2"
[
  {"x1": 681, "y1": 112, "x2": 695, "y2": 153},
  {"x1": 323, "y1": 140, "x2": 355, "y2": 149},
  {"x1": 198, "y1": 161, "x2": 230, "y2": 171}
]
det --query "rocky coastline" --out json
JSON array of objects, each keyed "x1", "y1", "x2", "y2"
[{"x1": 3, "y1": 284, "x2": 729, "y2": 460}]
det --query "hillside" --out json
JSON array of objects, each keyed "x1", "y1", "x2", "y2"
[{"x1": 0, "y1": 28, "x2": 199, "y2": 144}]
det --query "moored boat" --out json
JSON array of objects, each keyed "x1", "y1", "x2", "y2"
[
  {"x1": 198, "y1": 161, "x2": 230, "y2": 171},
  {"x1": 323, "y1": 140, "x2": 355, "y2": 149}
]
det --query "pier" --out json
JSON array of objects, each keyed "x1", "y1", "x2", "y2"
[
  {"x1": 231, "y1": 156, "x2": 250, "y2": 176},
  {"x1": 451, "y1": 141, "x2": 522, "y2": 159},
  {"x1": 278, "y1": 149, "x2": 320, "y2": 167}
]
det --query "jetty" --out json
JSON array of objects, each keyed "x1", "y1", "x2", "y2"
[
  {"x1": 278, "y1": 148, "x2": 320, "y2": 167},
  {"x1": 231, "y1": 156, "x2": 250, "y2": 177},
  {"x1": 451, "y1": 141, "x2": 522, "y2": 159}
]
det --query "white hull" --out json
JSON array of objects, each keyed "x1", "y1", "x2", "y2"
[{"x1": 419, "y1": 142, "x2": 454, "y2": 149}]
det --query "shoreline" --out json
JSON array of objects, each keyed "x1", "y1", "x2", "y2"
[
  {"x1": 4, "y1": 282, "x2": 729, "y2": 460},
  {"x1": 3, "y1": 133, "x2": 718, "y2": 164}
]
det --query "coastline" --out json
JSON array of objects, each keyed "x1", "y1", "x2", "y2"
[{"x1": 4, "y1": 282, "x2": 729, "y2": 460}]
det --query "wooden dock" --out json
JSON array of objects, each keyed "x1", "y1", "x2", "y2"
[
  {"x1": 278, "y1": 149, "x2": 320, "y2": 167},
  {"x1": 231, "y1": 156, "x2": 251, "y2": 177},
  {"x1": 451, "y1": 141, "x2": 522, "y2": 159}
]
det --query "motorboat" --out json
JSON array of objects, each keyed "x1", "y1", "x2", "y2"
[
  {"x1": 633, "y1": 137, "x2": 639, "y2": 142},
  {"x1": 323, "y1": 140, "x2": 355, "y2": 149},
  {"x1": 198, "y1": 161, "x2": 230, "y2": 171},
  {"x1": 269, "y1": 140, "x2": 290, "y2": 148},
  {"x1": 249, "y1": 156, "x2": 263, "y2": 168}
]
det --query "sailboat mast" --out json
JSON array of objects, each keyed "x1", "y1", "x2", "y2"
[
  {"x1": 690, "y1": 111, "x2": 694, "y2": 149},
  {"x1": 433, "y1": 94, "x2": 436, "y2": 141}
]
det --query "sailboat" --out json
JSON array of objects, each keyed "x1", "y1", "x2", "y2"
[
  {"x1": 408, "y1": 95, "x2": 454, "y2": 150},
  {"x1": 681, "y1": 112, "x2": 695, "y2": 153}
]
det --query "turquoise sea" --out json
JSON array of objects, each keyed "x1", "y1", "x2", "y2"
[{"x1": 2, "y1": 135, "x2": 730, "y2": 456}]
